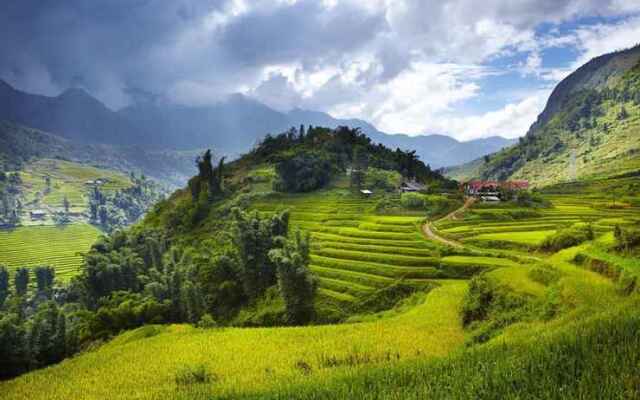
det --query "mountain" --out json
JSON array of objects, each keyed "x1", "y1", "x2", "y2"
[
  {"x1": 0, "y1": 120, "x2": 196, "y2": 187},
  {"x1": 285, "y1": 108, "x2": 517, "y2": 168},
  {"x1": 0, "y1": 80, "x2": 513, "y2": 168},
  {"x1": 459, "y1": 45, "x2": 640, "y2": 186},
  {"x1": 0, "y1": 81, "x2": 135, "y2": 146}
]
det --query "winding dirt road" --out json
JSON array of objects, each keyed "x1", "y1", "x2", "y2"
[{"x1": 421, "y1": 197, "x2": 475, "y2": 248}]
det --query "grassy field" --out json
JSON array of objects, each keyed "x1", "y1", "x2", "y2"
[
  {"x1": 0, "y1": 223, "x2": 101, "y2": 281},
  {"x1": 2, "y1": 177, "x2": 639, "y2": 399},
  {"x1": 1, "y1": 282, "x2": 467, "y2": 399}
]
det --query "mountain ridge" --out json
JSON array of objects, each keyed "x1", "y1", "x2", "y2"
[
  {"x1": 0, "y1": 79, "x2": 514, "y2": 168},
  {"x1": 451, "y1": 44, "x2": 640, "y2": 186}
]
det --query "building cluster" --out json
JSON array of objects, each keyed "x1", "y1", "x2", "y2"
[{"x1": 462, "y1": 180, "x2": 529, "y2": 202}]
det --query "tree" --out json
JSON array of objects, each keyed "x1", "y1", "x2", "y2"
[
  {"x1": 233, "y1": 208, "x2": 289, "y2": 299},
  {"x1": 180, "y1": 281, "x2": 203, "y2": 323},
  {"x1": 298, "y1": 124, "x2": 306, "y2": 141},
  {"x1": 34, "y1": 266, "x2": 55, "y2": 294},
  {"x1": 0, "y1": 266, "x2": 8, "y2": 306},
  {"x1": 63, "y1": 195, "x2": 70, "y2": 214},
  {"x1": 44, "y1": 176, "x2": 51, "y2": 194},
  {"x1": 14, "y1": 268, "x2": 29, "y2": 296},
  {"x1": 0, "y1": 313, "x2": 28, "y2": 378},
  {"x1": 618, "y1": 105, "x2": 629, "y2": 120},
  {"x1": 269, "y1": 230, "x2": 317, "y2": 325}
]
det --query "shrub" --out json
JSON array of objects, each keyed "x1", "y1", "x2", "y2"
[
  {"x1": 540, "y1": 224, "x2": 594, "y2": 252},
  {"x1": 528, "y1": 265, "x2": 561, "y2": 286},
  {"x1": 365, "y1": 168, "x2": 401, "y2": 192},
  {"x1": 175, "y1": 364, "x2": 214, "y2": 386},
  {"x1": 400, "y1": 192, "x2": 424, "y2": 209},
  {"x1": 614, "y1": 224, "x2": 640, "y2": 252},
  {"x1": 197, "y1": 313, "x2": 218, "y2": 329}
]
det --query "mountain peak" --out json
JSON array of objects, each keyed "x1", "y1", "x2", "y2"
[{"x1": 59, "y1": 87, "x2": 92, "y2": 100}]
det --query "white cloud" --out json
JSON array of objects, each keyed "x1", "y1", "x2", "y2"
[{"x1": 428, "y1": 90, "x2": 550, "y2": 141}]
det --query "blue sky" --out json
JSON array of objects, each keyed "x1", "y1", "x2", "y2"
[{"x1": 2, "y1": 0, "x2": 640, "y2": 141}]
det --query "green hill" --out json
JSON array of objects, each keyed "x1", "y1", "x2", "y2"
[
  {"x1": 1, "y1": 125, "x2": 639, "y2": 399},
  {"x1": 457, "y1": 45, "x2": 640, "y2": 186}
]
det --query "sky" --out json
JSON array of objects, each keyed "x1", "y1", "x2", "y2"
[{"x1": 2, "y1": 0, "x2": 640, "y2": 141}]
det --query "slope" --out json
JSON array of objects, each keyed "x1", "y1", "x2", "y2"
[{"x1": 466, "y1": 45, "x2": 640, "y2": 186}]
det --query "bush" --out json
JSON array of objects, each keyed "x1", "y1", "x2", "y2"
[
  {"x1": 197, "y1": 313, "x2": 218, "y2": 329},
  {"x1": 540, "y1": 224, "x2": 594, "y2": 252},
  {"x1": 400, "y1": 193, "x2": 424, "y2": 209},
  {"x1": 614, "y1": 224, "x2": 640, "y2": 252},
  {"x1": 528, "y1": 265, "x2": 561, "y2": 286},
  {"x1": 365, "y1": 168, "x2": 401, "y2": 192},
  {"x1": 175, "y1": 364, "x2": 214, "y2": 386}
]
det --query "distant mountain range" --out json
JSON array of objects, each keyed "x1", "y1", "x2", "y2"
[
  {"x1": 447, "y1": 44, "x2": 640, "y2": 186},
  {"x1": 0, "y1": 80, "x2": 515, "y2": 169}
]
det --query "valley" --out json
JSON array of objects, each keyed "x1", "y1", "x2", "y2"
[
  {"x1": 1, "y1": 173, "x2": 637, "y2": 399},
  {"x1": 1, "y1": 14, "x2": 640, "y2": 400}
]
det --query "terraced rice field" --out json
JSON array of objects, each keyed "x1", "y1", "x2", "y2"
[
  {"x1": 435, "y1": 195, "x2": 640, "y2": 252},
  {"x1": 251, "y1": 190, "x2": 515, "y2": 308},
  {"x1": 0, "y1": 281, "x2": 468, "y2": 400},
  {"x1": 0, "y1": 223, "x2": 101, "y2": 281},
  {"x1": 20, "y1": 158, "x2": 132, "y2": 209}
]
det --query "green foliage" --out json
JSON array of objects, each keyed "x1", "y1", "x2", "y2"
[
  {"x1": 400, "y1": 192, "x2": 424, "y2": 209},
  {"x1": 365, "y1": 168, "x2": 401, "y2": 191},
  {"x1": 540, "y1": 223, "x2": 594, "y2": 252},
  {"x1": 34, "y1": 266, "x2": 55, "y2": 293},
  {"x1": 269, "y1": 230, "x2": 318, "y2": 324},
  {"x1": 614, "y1": 223, "x2": 640, "y2": 252},
  {"x1": 14, "y1": 268, "x2": 29, "y2": 296},
  {"x1": 274, "y1": 151, "x2": 332, "y2": 193},
  {"x1": 0, "y1": 266, "x2": 8, "y2": 307},
  {"x1": 197, "y1": 314, "x2": 218, "y2": 329},
  {"x1": 175, "y1": 364, "x2": 214, "y2": 386},
  {"x1": 232, "y1": 208, "x2": 289, "y2": 300},
  {"x1": 461, "y1": 275, "x2": 530, "y2": 344}
]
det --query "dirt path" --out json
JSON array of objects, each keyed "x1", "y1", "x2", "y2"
[{"x1": 421, "y1": 197, "x2": 475, "y2": 248}]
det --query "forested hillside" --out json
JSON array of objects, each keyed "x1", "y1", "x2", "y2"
[
  {"x1": 461, "y1": 45, "x2": 640, "y2": 186},
  {"x1": 0, "y1": 120, "x2": 196, "y2": 187}
]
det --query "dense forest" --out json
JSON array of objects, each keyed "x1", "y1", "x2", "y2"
[{"x1": 88, "y1": 174, "x2": 165, "y2": 233}]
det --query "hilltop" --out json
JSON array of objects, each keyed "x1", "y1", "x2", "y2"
[{"x1": 449, "y1": 45, "x2": 640, "y2": 186}]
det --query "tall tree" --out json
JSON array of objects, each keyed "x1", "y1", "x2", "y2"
[
  {"x1": 34, "y1": 266, "x2": 55, "y2": 293},
  {"x1": 63, "y1": 195, "x2": 70, "y2": 214},
  {"x1": 14, "y1": 268, "x2": 29, "y2": 296},
  {"x1": 269, "y1": 230, "x2": 317, "y2": 325},
  {"x1": 0, "y1": 266, "x2": 8, "y2": 306}
]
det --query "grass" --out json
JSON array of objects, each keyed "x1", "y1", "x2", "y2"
[
  {"x1": 0, "y1": 223, "x2": 101, "y2": 281},
  {"x1": 0, "y1": 283, "x2": 467, "y2": 400}
]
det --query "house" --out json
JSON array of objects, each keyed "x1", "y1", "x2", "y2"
[
  {"x1": 464, "y1": 180, "x2": 529, "y2": 196},
  {"x1": 30, "y1": 209, "x2": 47, "y2": 220},
  {"x1": 360, "y1": 189, "x2": 373, "y2": 196},
  {"x1": 400, "y1": 180, "x2": 425, "y2": 193}
]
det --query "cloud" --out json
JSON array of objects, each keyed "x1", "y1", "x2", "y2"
[
  {"x1": 1, "y1": 0, "x2": 640, "y2": 140},
  {"x1": 428, "y1": 91, "x2": 551, "y2": 141}
]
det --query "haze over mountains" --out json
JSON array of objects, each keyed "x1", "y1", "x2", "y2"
[{"x1": 0, "y1": 80, "x2": 514, "y2": 169}]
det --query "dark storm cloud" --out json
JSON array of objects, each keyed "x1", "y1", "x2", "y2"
[
  {"x1": 0, "y1": 0, "x2": 226, "y2": 106},
  {"x1": 218, "y1": 1, "x2": 387, "y2": 66},
  {"x1": 0, "y1": 0, "x2": 386, "y2": 108}
]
